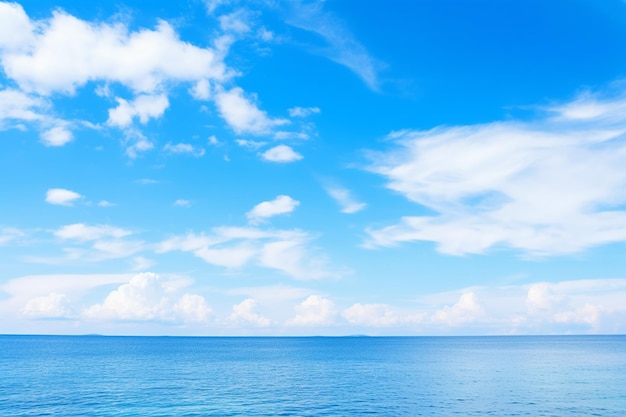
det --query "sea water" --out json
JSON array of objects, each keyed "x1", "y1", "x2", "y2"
[{"x1": 1, "y1": 335, "x2": 624, "y2": 416}]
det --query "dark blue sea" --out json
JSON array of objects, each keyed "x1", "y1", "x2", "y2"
[{"x1": 1, "y1": 335, "x2": 624, "y2": 416}]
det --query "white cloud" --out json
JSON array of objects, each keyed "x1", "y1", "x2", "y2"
[
  {"x1": 431, "y1": 292, "x2": 485, "y2": 326},
  {"x1": 190, "y1": 78, "x2": 211, "y2": 100},
  {"x1": 261, "y1": 145, "x2": 302, "y2": 163},
  {"x1": 107, "y1": 94, "x2": 169, "y2": 128},
  {"x1": 285, "y1": 2, "x2": 381, "y2": 91},
  {"x1": 22, "y1": 292, "x2": 73, "y2": 319},
  {"x1": 230, "y1": 298, "x2": 271, "y2": 327},
  {"x1": 203, "y1": 0, "x2": 230, "y2": 14},
  {"x1": 123, "y1": 129, "x2": 154, "y2": 159},
  {"x1": 257, "y1": 27, "x2": 274, "y2": 42},
  {"x1": 54, "y1": 223, "x2": 132, "y2": 241},
  {"x1": 174, "y1": 199, "x2": 191, "y2": 207},
  {"x1": 219, "y1": 10, "x2": 251, "y2": 34},
  {"x1": 246, "y1": 195, "x2": 300, "y2": 224},
  {"x1": 85, "y1": 272, "x2": 211, "y2": 323},
  {"x1": 157, "y1": 226, "x2": 343, "y2": 279},
  {"x1": 164, "y1": 142, "x2": 205, "y2": 157},
  {"x1": 0, "y1": 88, "x2": 45, "y2": 125},
  {"x1": 342, "y1": 303, "x2": 399, "y2": 327},
  {"x1": 273, "y1": 131, "x2": 310, "y2": 140},
  {"x1": 288, "y1": 106, "x2": 320, "y2": 118},
  {"x1": 40, "y1": 125, "x2": 73, "y2": 146},
  {"x1": 0, "y1": 2, "x2": 34, "y2": 51},
  {"x1": 0, "y1": 7, "x2": 227, "y2": 95},
  {"x1": 0, "y1": 227, "x2": 24, "y2": 245},
  {"x1": 131, "y1": 256, "x2": 154, "y2": 271},
  {"x1": 207, "y1": 135, "x2": 220, "y2": 145},
  {"x1": 45, "y1": 188, "x2": 82, "y2": 206},
  {"x1": 287, "y1": 295, "x2": 335, "y2": 326},
  {"x1": 325, "y1": 185, "x2": 366, "y2": 214},
  {"x1": 366, "y1": 91, "x2": 626, "y2": 256},
  {"x1": 235, "y1": 138, "x2": 266, "y2": 150},
  {"x1": 98, "y1": 200, "x2": 114, "y2": 207},
  {"x1": 215, "y1": 87, "x2": 287, "y2": 134}
]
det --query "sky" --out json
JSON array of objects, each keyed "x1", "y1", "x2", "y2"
[{"x1": 1, "y1": 0, "x2": 626, "y2": 336}]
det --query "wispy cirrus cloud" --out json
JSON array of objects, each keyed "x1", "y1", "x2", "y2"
[
  {"x1": 284, "y1": 1, "x2": 382, "y2": 91},
  {"x1": 324, "y1": 184, "x2": 366, "y2": 214},
  {"x1": 366, "y1": 89, "x2": 626, "y2": 256},
  {"x1": 157, "y1": 225, "x2": 344, "y2": 280}
]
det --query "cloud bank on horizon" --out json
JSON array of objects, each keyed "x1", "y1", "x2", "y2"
[{"x1": 1, "y1": 0, "x2": 626, "y2": 335}]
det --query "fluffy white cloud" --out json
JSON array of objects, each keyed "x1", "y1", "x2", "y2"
[
  {"x1": 85, "y1": 272, "x2": 211, "y2": 323},
  {"x1": 45, "y1": 188, "x2": 82, "y2": 206},
  {"x1": 287, "y1": 295, "x2": 335, "y2": 326},
  {"x1": 0, "y1": 6, "x2": 226, "y2": 95},
  {"x1": 431, "y1": 292, "x2": 484, "y2": 326},
  {"x1": 107, "y1": 94, "x2": 169, "y2": 128},
  {"x1": 325, "y1": 185, "x2": 366, "y2": 214},
  {"x1": 230, "y1": 298, "x2": 271, "y2": 327},
  {"x1": 246, "y1": 195, "x2": 300, "y2": 224},
  {"x1": 40, "y1": 125, "x2": 73, "y2": 146},
  {"x1": 367, "y1": 91, "x2": 626, "y2": 256},
  {"x1": 342, "y1": 303, "x2": 399, "y2": 327},
  {"x1": 261, "y1": 145, "x2": 302, "y2": 163},
  {"x1": 54, "y1": 223, "x2": 132, "y2": 241},
  {"x1": 215, "y1": 87, "x2": 287, "y2": 134},
  {"x1": 0, "y1": 2, "x2": 34, "y2": 51},
  {"x1": 22, "y1": 292, "x2": 73, "y2": 319},
  {"x1": 0, "y1": 88, "x2": 44, "y2": 125}
]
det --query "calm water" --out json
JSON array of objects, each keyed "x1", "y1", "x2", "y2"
[{"x1": 1, "y1": 335, "x2": 624, "y2": 416}]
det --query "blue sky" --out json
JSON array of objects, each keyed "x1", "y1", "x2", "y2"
[{"x1": 2, "y1": 0, "x2": 626, "y2": 335}]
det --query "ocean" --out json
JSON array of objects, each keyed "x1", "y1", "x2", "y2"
[{"x1": 1, "y1": 335, "x2": 624, "y2": 416}]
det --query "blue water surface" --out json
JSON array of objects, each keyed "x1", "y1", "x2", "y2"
[{"x1": 1, "y1": 335, "x2": 624, "y2": 416}]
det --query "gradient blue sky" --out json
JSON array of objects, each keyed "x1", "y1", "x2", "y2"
[{"x1": 2, "y1": 0, "x2": 626, "y2": 335}]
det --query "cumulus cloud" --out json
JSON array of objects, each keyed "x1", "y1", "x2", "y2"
[
  {"x1": 431, "y1": 292, "x2": 485, "y2": 326},
  {"x1": 287, "y1": 295, "x2": 335, "y2": 326},
  {"x1": 107, "y1": 94, "x2": 169, "y2": 128},
  {"x1": 45, "y1": 188, "x2": 82, "y2": 206},
  {"x1": 230, "y1": 298, "x2": 271, "y2": 326},
  {"x1": 0, "y1": 5, "x2": 227, "y2": 95},
  {"x1": 215, "y1": 87, "x2": 288, "y2": 134},
  {"x1": 22, "y1": 292, "x2": 73, "y2": 319},
  {"x1": 246, "y1": 195, "x2": 300, "y2": 224},
  {"x1": 84, "y1": 272, "x2": 211, "y2": 323},
  {"x1": 366, "y1": 90, "x2": 626, "y2": 256},
  {"x1": 261, "y1": 145, "x2": 302, "y2": 163},
  {"x1": 325, "y1": 185, "x2": 366, "y2": 214}
]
